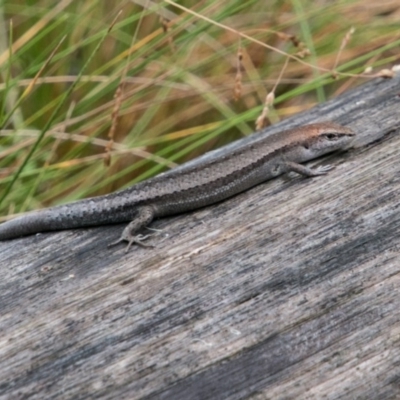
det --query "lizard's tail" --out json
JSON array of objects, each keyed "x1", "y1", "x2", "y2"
[
  {"x1": 0, "y1": 211, "x2": 64, "y2": 240},
  {"x1": 0, "y1": 200, "x2": 134, "y2": 241}
]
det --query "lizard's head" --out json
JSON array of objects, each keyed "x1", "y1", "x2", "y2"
[{"x1": 307, "y1": 122, "x2": 356, "y2": 156}]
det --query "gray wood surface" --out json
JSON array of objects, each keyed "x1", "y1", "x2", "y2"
[{"x1": 1, "y1": 75, "x2": 400, "y2": 400}]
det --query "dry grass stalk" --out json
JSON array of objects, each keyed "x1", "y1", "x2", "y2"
[
  {"x1": 332, "y1": 27, "x2": 355, "y2": 78},
  {"x1": 233, "y1": 43, "x2": 243, "y2": 101},
  {"x1": 256, "y1": 57, "x2": 289, "y2": 130}
]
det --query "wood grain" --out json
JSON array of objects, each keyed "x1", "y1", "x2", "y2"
[{"x1": 1, "y1": 75, "x2": 400, "y2": 399}]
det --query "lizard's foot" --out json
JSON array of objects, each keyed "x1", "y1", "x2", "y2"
[
  {"x1": 312, "y1": 164, "x2": 334, "y2": 175},
  {"x1": 108, "y1": 205, "x2": 157, "y2": 252},
  {"x1": 108, "y1": 233, "x2": 154, "y2": 252},
  {"x1": 124, "y1": 234, "x2": 154, "y2": 253},
  {"x1": 284, "y1": 161, "x2": 335, "y2": 177},
  {"x1": 108, "y1": 206, "x2": 156, "y2": 252}
]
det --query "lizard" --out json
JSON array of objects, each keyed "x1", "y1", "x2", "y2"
[{"x1": 0, "y1": 122, "x2": 356, "y2": 251}]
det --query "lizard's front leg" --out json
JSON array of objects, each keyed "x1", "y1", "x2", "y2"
[
  {"x1": 283, "y1": 161, "x2": 334, "y2": 177},
  {"x1": 109, "y1": 205, "x2": 155, "y2": 252}
]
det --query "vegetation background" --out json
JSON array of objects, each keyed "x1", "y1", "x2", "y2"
[{"x1": 0, "y1": 0, "x2": 399, "y2": 218}]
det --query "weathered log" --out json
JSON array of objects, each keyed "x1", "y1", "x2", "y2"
[{"x1": 1, "y1": 75, "x2": 400, "y2": 399}]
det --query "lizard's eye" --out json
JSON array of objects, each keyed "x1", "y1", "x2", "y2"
[{"x1": 324, "y1": 133, "x2": 338, "y2": 140}]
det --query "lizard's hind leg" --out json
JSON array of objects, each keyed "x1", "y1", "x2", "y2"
[{"x1": 109, "y1": 205, "x2": 155, "y2": 252}]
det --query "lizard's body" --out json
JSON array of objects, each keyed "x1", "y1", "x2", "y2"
[{"x1": 0, "y1": 122, "x2": 355, "y2": 250}]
